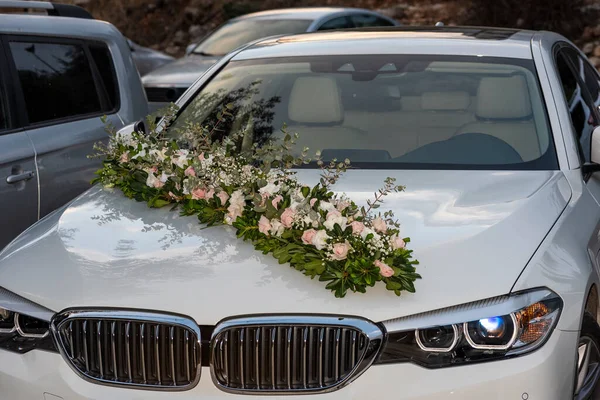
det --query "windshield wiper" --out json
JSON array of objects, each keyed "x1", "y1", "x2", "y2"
[{"x1": 193, "y1": 50, "x2": 220, "y2": 57}]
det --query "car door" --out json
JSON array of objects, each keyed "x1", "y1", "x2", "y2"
[
  {"x1": 4, "y1": 36, "x2": 123, "y2": 218},
  {"x1": 553, "y1": 45, "x2": 600, "y2": 200},
  {"x1": 0, "y1": 40, "x2": 38, "y2": 248}
]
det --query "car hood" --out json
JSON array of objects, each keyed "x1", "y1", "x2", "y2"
[
  {"x1": 0, "y1": 170, "x2": 570, "y2": 325},
  {"x1": 141, "y1": 55, "x2": 221, "y2": 87}
]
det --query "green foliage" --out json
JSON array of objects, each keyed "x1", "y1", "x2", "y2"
[{"x1": 92, "y1": 104, "x2": 421, "y2": 298}]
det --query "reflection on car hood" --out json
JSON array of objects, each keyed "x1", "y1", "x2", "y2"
[
  {"x1": 141, "y1": 55, "x2": 221, "y2": 87},
  {"x1": 0, "y1": 170, "x2": 570, "y2": 325}
]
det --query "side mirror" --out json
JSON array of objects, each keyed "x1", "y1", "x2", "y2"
[
  {"x1": 583, "y1": 126, "x2": 600, "y2": 175},
  {"x1": 134, "y1": 119, "x2": 148, "y2": 135},
  {"x1": 185, "y1": 43, "x2": 197, "y2": 56},
  {"x1": 591, "y1": 126, "x2": 600, "y2": 164}
]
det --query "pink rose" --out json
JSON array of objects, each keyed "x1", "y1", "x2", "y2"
[
  {"x1": 192, "y1": 188, "x2": 206, "y2": 200},
  {"x1": 272, "y1": 195, "x2": 283, "y2": 209},
  {"x1": 391, "y1": 234, "x2": 406, "y2": 250},
  {"x1": 149, "y1": 166, "x2": 158, "y2": 173},
  {"x1": 184, "y1": 166, "x2": 196, "y2": 177},
  {"x1": 374, "y1": 260, "x2": 394, "y2": 278},
  {"x1": 280, "y1": 207, "x2": 296, "y2": 228},
  {"x1": 310, "y1": 198, "x2": 318, "y2": 208},
  {"x1": 301, "y1": 229, "x2": 317, "y2": 245},
  {"x1": 258, "y1": 216, "x2": 272, "y2": 235},
  {"x1": 372, "y1": 217, "x2": 387, "y2": 233},
  {"x1": 198, "y1": 152, "x2": 205, "y2": 161},
  {"x1": 350, "y1": 221, "x2": 365, "y2": 235},
  {"x1": 336, "y1": 200, "x2": 350, "y2": 211},
  {"x1": 206, "y1": 188, "x2": 215, "y2": 199},
  {"x1": 216, "y1": 191, "x2": 229, "y2": 205},
  {"x1": 120, "y1": 152, "x2": 130, "y2": 163},
  {"x1": 327, "y1": 209, "x2": 342, "y2": 220},
  {"x1": 331, "y1": 242, "x2": 351, "y2": 261}
]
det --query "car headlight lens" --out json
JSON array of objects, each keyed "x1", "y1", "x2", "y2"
[
  {"x1": 376, "y1": 288, "x2": 562, "y2": 368},
  {"x1": 0, "y1": 288, "x2": 56, "y2": 354}
]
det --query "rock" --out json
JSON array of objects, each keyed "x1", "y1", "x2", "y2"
[
  {"x1": 590, "y1": 57, "x2": 600, "y2": 68},
  {"x1": 594, "y1": 45, "x2": 600, "y2": 58},
  {"x1": 173, "y1": 30, "x2": 187, "y2": 45},
  {"x1": 184, "y1": 6, "x2": 200, "y2": 19},
  {"x1": 189, "y1": 25, "x2": 202, "y2": 38},
  {"x1": 582, "y1": 26, "x2": 595, "y2": 41},
  {"x1": 584, "y1": 42, "x2": 595, "y2": 55},
  {"x1": 165, "y1": 46, "x2": 180, "y2": 56}
]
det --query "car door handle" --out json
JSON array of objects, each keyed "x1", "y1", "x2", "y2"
[{"x1": 6, "y1": 171, "x2": 34, "y2": 184}]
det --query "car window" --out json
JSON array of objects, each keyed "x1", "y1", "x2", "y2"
[
  {"x1": 89, "y1": 43, "x2": 119, "y2": 111},
  {"x1": 193, "y1": 19, "x2": 313, "y2": 57},
  {"x1": 350, "y1": 14, "x2": 395, "y2": 27},
  {"x1": 555, "y1": 49, "x2": 598, "y2": 162},
  {"x1": 0, "y1": 79, "x2": 7, "y2": 131},
  {"x1": 169, "y1": 54, "x2": 557, "y2": 170},
  {"x1": 318, "y1": 16, "x2": 353, "y2": 31},
  {"x1": 9, "y1": 41, "x2": 102, "y2": 125}
]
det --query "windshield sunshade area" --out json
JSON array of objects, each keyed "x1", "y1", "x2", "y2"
[
  {"x1": 193, "y1": 19, "x2": 313, "y2": 56},
  {"x1": 169, "y1": 54, "x2": 558, "y2": 170}
]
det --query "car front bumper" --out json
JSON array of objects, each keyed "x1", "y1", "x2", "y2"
[{"x1": 0, "y1": 329, "x2": 578, "y2": 399}]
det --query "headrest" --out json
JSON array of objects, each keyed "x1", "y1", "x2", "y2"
[
  {"x1": 288, "y1": 76, "x2": 343, "y2": 124},
  {"x1": 421, "y1": 91, "x2": 470, "y2": 111},
  {"x1": 476, "y1": 76, "x2": 532, "y2": 119}
]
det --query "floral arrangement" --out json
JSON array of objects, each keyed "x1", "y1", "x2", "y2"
[{"x1": 92, "y1": 106, "x2": 420, "y2": 297}]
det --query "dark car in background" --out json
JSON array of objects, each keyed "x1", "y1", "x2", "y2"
[
  {"x1": 0, "y1": 1, "x2": 148, "y2": 248},
  {"x1": 127, "y1": 38, "x2": 174, "y2": 76},
  {"x1": 142, "y1": 7, "x2": 399, "y2": 112}
]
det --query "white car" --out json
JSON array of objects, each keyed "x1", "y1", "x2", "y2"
[{"x1": 1, "y1": 26, "x2": 600, "y2": 399}]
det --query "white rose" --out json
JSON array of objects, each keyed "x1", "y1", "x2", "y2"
[
  {"x1": 145, "y1": 173, "x2": 162, "y2": 188},
  {"x1": 318, "y1": 201, "x2": 335, "y2": 212},
  {"x1": 311, "y1": 230, "x2": 330, "y2": 250},
  {"x1": 270, "y1": 219, "x2": 285, "y2": 237},
  {"x1": 259, "y1": 183, "x2": 281, "y2": 196},
  {"x1": 360, "y1": 227, "x2": 380, "y2": 241},
  {"x1": 323, "y1": 215, "x2": 348, "y2": 231},
  {"x1": 159, "y1": 172, "x2": 171, "y2": 183}
]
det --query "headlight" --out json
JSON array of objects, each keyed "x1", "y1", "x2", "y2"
[
  {"x1": 0, "y1": 287, "x2": 56, "y2": 354},
  {"x1": 376, "y1": 288, "x2": 562, "y2": 368}
]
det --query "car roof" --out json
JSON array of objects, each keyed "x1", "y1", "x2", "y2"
[
  {"x1": 233, "y1": 7, "x2": 380, "y2": 21},
  {"x1": 232, "y1": 26, "x2": 540, "y2": 61},
  {"x1": 0, "y1": 13, "x2": 123, "y2": 41}
]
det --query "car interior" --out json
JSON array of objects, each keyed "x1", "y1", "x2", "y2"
[{"x1": 173, "y1": 57, "x2": 553, "y2": 167}]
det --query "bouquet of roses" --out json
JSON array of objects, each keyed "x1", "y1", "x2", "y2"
[{"x1": 92, "y1": 106, "x2": 420, "y2": 298}]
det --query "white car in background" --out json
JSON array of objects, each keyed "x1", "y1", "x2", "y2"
[
  {"x1": 141, "y1": 7, "x2": 399, "y2": 112},
  {"x1": 2, "y1": 26, "x2": 600, "y2": 399}
]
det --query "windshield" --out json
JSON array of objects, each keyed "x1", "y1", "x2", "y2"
[
  {"x1": 170, "y1": 55, "x2": 557, "y2": 170},
  {"x1": 193, "y1": 19, "x2": 313, "y2": 56}
]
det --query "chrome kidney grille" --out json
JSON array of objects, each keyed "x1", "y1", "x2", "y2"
[
  {"x1": 51, "y1": 310, "x2": 201, "y2": 390},
  {"x1": 210, "y1": 316, "x2": 383, "y2": 394}
]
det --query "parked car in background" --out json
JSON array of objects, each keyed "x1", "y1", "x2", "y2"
[
  {"x1": 3, "y1": 26, "x2": 600, "y2": 398},
  {"x1": 142, "y1": 7, "x2": 399, "y2": 112},
  {"x1": 127, "y1": 38, "x2": 174, "y2": 76},
  {"x1": 0, "y1": 1, "x2": 148, "y2": 248}
]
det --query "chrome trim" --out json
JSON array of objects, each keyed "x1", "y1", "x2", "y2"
[
  {"x1": 50, "y1": 309, "x2": 202, "y2": 391},
  {"x1": 210, "y1": 314, "x2": 383, "y2": 395},
  {"x1": 381, "y1": 288, "x2": 556, "y2": 333},
  {"x1": 415, "y1": 324, "x2": 459, "y2": 353},
  {"x1": 0, "y1": 310, "x2": 15, "y2": 334},
  {"x1": 463, "y1": 313, "x2": 520, "y2": 351},
  {"x1": 14, "y1": 313, "x2": 49, "y2": 338}
]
